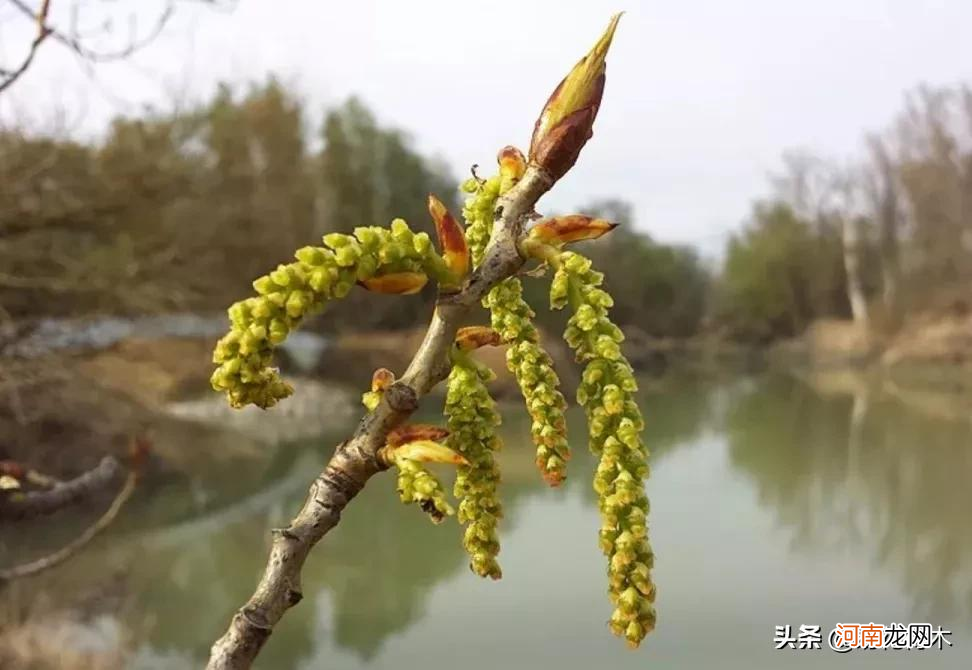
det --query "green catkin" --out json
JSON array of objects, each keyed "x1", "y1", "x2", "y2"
[
  {"x1": 551, "y1": 250, "x2": 656, "y2": 648},
  {"x1": 211, "y1": 220, "x2": 442, "y2": 409},
  {"x1": 461, "y1": 175, "x2": 571, "y2": 486},
  {"x1": 445, "y1": 353, "x2": 503, "y2": 579},
  {"x1": 395, "y1": 458, "x2": 454, "y2": 524}
]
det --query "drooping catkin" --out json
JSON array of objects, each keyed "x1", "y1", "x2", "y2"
[
  {"x1": 395, "y1": 457, "x2": 454, "y2": 524},
  {"x1": 551, "y1": 250, "x2": 655, "y2": 648},
  {"x1": 461, "y1": 173, "x2": 571, "y2": 485},
  {"x1": 211, "y1": 221, "x2": 443, "y2": 409},
  {"x1": 445, "y1": 352, "x2": 503, "y2": 579}
]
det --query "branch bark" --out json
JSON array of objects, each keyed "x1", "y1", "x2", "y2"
[
  {"x1": 0, "y1": 464, "x2": 136, "y2": 581},
  {"x1": 0, "y1": 455, "x2": 122, "y2": 521},
  {"x1": 206, "y1": 166, "x2": 553, "y2": 669},
  {"x1": 0, "y1": 0, "x2": 52, "y2": 95}
]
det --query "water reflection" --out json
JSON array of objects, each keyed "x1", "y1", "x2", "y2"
[
  {"x1": 725, "y1": 373, "x2": 972, "y2": 626},
  {"x1": 5, "y1": 372, "x2": 971, "y2": 668}
]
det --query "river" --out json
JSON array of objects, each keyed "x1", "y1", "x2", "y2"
[{"x1": 3, "y1": 371, "x2": 970, "y2": 669}]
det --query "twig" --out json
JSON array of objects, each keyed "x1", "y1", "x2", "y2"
[
  {"x1": 5, "y1": 0, "x2": 173, "y2": 63},
  {"x1": 0, "y1": 456, "x2": 122, "y2": 521},
  {"x1": 205, "y1": 166, "x2": 554, "y2": 669},
  {"x1": 0, "y1": 0, "x2": 52, "y2": 95},
  {"x1": 0, "y1": 466, "x2": 136, "y2": 581}
]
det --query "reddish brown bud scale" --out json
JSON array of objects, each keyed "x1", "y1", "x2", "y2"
[
  {"x1": 387, "y1": 424, "x2": 451, "y2": 447},
  {"x1": 379, "y1": 440, "x2": 469, "y2": 467},
  {"x1": 129, "y1": 435, "x2": 152, "y2": 475},
  {"x1": 428, "y1": 194, "x2": 470, "y2": 281},
  {"x1": 529, "y1": 215, "x2": 618, "y2": 245},
  {"x1": 497, "y1": 145, "x2": 527, "y2": 190},
  {"x1": 359, "y1": 272, "x2": 428, "y2": 295},
  {"x1": 529, "y1": 13, "x2": 621, "y2": 181},
  {"x1": 371, "y1": 368, "x2": 396, "y2": 393},
  {"x1": 0, "y1": 460, "x2": 25, "y2": 479},
  {"x1": 531, "y1": 106, "x2": 599, "y2": 181},
  {"x1": 455, "y1": 326, "x2": 502, "y2": 351}
]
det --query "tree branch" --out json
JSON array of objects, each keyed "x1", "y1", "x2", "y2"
[
  {"x1": 0, "y1": 464, "x2": 136, "y2": 581},
  {"x1": 205, "y1": 165, "x2": 553, "y2": 669},
  {"x1": 1, "y1": 0, "x2": 228, "y2": 94},
  {"x1": 0, "y1": 455, "x2": 122, "y2": 521},
  {"x1": 0, "y1": 0, "x2": 51, "y2": 95},
  {"x1": 5, "y1": 0, "x2": 175, "y2": 64}
]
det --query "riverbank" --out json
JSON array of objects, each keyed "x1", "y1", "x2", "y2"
[
  {"x1": 0, "y1": 338, "x2": 357, "y2": 482},
  {"x1": 3, "y1": 309, "x2": 969, "y2": 480}
]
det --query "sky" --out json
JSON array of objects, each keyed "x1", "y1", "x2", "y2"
[{"x1": 2, "y1": 0, "x2": 971, "y2": 258}]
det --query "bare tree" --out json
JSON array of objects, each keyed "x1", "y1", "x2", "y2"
[
  {"x1": 832, "y1": 167, "x2": 870, "y2": 329},
  {"x1": 0, "y1": 438, "x2": 148, "y2": 581},
  {"x1": 0, "y1": 0, "x2": 50, "y2": 94},
  {"x1": 0, "y1": 0, "x2": 233, "y2": 95},
  {"x1": 895, "y1": 85, "x2": 970, "y2": 293},
  {"x1": 773, "y1": 150, "x2": 870, "y2": 328},
  {"x1": 865, "y1": 134, "x2": 902, "y2": 318}
]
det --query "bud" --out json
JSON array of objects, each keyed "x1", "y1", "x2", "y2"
[
  {"x1": 362, "y1": 368, "x2": 395, "y2": 411},
  {"x1": 529, "y1": 215, "x2": 618, "y2": 245},
  {"x1": 381, "y1": 439, "x2": 469, "y2": 467},
  {"x1": 129, "y1": 435, "x2": 152, "y2": 475},
  {"x1": 387, "y1": 424, "x2": 450, "y2": 447},
  {"x1": 497, "y1": 145, "x2": 527, "y2": 193},
  {"x1": 455, "y1": 326, "x2": 502, "y2": 352},
  {"x1": 529, "y1": 13, "x2": 621, "y2": 180},
  {"x1": 0, "y1": 474, "x2": 20, "y2": 491},
  {"x1": 0, "y1": 460, "x2": 25, "y2": 479},
  {"x1": 365, "y1": 368, "x2": 392, "y2": 393},
  {"x1": 358, "y1": 271, "x2": 428, "y2": 295},
  {"x1": 427, "y1": 194, "x2": 470, "y2": 284}
]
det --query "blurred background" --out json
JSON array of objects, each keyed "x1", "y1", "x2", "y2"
[{"x1": 1, "y1": 1, "x2": 970, "y2": 669}]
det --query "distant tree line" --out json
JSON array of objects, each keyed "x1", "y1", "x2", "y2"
[
  {"x1": 0, "y1": 78, "x2": 707, "y2": 338},
  {"x1": 715, "y1": 84, "x2": 972, "y2": 341},
  {"x1": 3, "y1": 79, "x2": 967, "y2": 343},
  {"x1": 0, "y1": 79, "x2": 455, "y2": 330}
]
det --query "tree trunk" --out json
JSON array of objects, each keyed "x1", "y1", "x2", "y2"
[
  {"x1": 868, "y1": 136, "x2": 901, "y2": 318},
  {"x1": 841, "y1": 215, "x2": 869, "y2": 328}
]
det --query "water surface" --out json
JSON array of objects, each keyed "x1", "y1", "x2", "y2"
[{"x1": 7, "y1": 372, "x2": 971, "y2": 668}]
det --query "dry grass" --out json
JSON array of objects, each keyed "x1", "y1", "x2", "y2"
[{"x1": 0, "y1": 589, "x2": 131, "y2": 670}]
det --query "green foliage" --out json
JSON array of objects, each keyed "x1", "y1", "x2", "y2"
[
  {"x1": 0, "y1": 82, "x2": 455, "y2": 328},
  {"x1": 715, "y1": 201, "x2": 848, "y2": 341}
]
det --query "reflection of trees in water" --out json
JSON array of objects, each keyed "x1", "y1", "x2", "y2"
[
  {"x1": 319, "y1": 374, "x2": 716, "y2": 659},
  {"x1": 571, "y1": 374, "x2": 718, "y2": 505},
  {"x1": 18, "y1": 374, "x2": 715, "y2": 667},
  {"x1": 725, "y1": 374, "x2": 972, "y2": 625},
  {"x1": 117, "y1": 426, "x2": 552, "y2": 665}
]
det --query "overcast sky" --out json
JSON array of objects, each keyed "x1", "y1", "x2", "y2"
[{"x1": 3, "y1": 0, "x2": 971, "y2": 257}]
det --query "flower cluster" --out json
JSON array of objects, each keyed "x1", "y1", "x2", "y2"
[
  {"x1": 445, "y1": 349, "x2": 503, "y2": 579},
  {"x1": 461, "y1": 168, "x2": 571, "y2": 486},
  {"x1": 551, "y1": 250, "x2": 656, "y2": 648},
  {"x1": 484, "y1": 279, "x2": 570, "y2": 485},
  {"x1": 211, "y1": 220, "x2": 444, "y2": 408},
  {"x1": 460, "y1": 174, "x2": 501, "y2": 266},
  {"x1": 394, "y1": 457, "x2": 454, "y2": 524}
]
